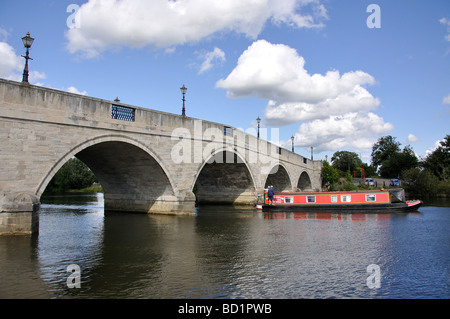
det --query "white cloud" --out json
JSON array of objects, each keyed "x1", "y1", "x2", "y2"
[
  {"x1": 0, "y1": 28, "x2": 9, "y2": 42},
  {"x1": 198, "y1": 47, "x2": 225, "y2": 74},
  {"x1": 65, "y1": 0, "x2": 328, "y2": 58},
  {"x1": 292, "y1": 112, "x2": 393, "y2": 153},
  {"x1": 0, "y1": 42, "x2": 23, "y2": 80},
  {"x1": 217, "y1": 40, "x2": 379, "y2": 124},
  {"x1": 443, "y1": 93, "x2": 450, "y2": 104},
  {"x1": 0, "y1": 40, "x2": 46, "y2": 84},
  {"x1": 28, "y1": 71, "x2": 47, "y2": 86},
  {"x1": 0, "y1": 33, "x2": 81, "y2": 91},
  {"x1": 440, "y1": 17, "x2": 450, "y2": 41},
  {"x1": 264, "y1": 84, "x2": 379, "y2": 125},
  {"x1": 217, "y1": 40, "x2": 391, "y2": 154},
  {"x1": 425, "y1": 139, "x2": 443, "y2": 157},
  {"x1": 406, "y1": 134, "x2": 419, "y2": 144},
  {"x1": 65, "y1": 86, "x2": 88, "y2": 96}
]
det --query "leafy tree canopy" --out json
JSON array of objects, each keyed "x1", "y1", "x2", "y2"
[
  {"x1": 378, "y1": 144, "x2": 419, "y2": 178},
  {"x1": 331, "y1": 150, "x2": 363, "y2": 173},
  {"x1": 45, "y1": 157, "x2": 97, "y2": 193},
  {"x1": 321, "y1": 161, "x2": 339, "y2": 187},
  {"x1": 422, "y1": 135, "x2": 450, "y2": 180},
  {"x1": 371, "y1": 135, "x2": 401, "y2": 169}
]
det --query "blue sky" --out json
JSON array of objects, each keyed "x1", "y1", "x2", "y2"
[{"x1": 1, "y1": 0, "x2": 449, "y2": 163}]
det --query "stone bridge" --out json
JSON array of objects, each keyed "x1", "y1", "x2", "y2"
[{"x1": 0, "y1": 78, "x2": 322, "y2": 235}]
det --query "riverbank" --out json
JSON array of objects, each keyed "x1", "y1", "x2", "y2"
[
  {"x1": 44, "y1": 184, "x2": 103, "y2": 195},
  {"x1": 67, "y1": 185, "x2": 103, "y2": 194}
]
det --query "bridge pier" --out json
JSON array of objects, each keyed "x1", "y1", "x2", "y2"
[
  {"x1": 0, "y1": 193, "x2": 40, "y2": 235},
  {"x1": 195, "y1": 190, "x2": 258, "y2": 206},
  {"x1": 104, "y1": 193, "x2": 196, "y2": 215}
]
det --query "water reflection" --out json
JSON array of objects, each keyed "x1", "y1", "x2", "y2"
[
  {"x1": 0, "y1": 194, "x2": 448, "y2": 299},
  {"x1": 263, "y1": 211, "x2": 420, "y2": 221}
]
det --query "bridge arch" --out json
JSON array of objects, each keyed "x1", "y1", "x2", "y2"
[
  {"x1": 193, "y1": 148, "x2": 256, "y2": 205},
  {"x1": 297, "y1": 171, "x2": 312, "y2": 191},
  {"x1": 37, "y1": 135, "x2": 176, "y2": 213},
  {"x1": 264, "y1": 164, "x2": 292, "y2": 192}
]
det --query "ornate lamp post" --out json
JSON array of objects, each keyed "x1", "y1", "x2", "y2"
[
  {"x1": 21, "y1": 32, "x2": 34, "y2": 84},
  {"x1": 256, "y1": 116, "x2": 261, "y2": 138},
  {"x1": 291, "y1": 135, "x2": 295, "y2": 152},
  {"x1": 180, "y1": 84, "x2": 187, "y2": 117}
]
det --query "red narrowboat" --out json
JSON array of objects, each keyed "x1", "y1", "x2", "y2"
[{"x1": 260, "y1": 189, "x2": 422, "y2": 213}]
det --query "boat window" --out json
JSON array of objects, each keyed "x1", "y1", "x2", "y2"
[
  {"x1": 331, "y1": 195, "x2": 338, "y2": 203},
  {"x1": 307, "y1": 196, "x2": 316, "y2": 203},
  {"x1": 341, "y1": 195, "x2": 351, "y2": 202},
  {"x1": 366, "y1": 194, "x2": 376, "y2": 202},
  {"x1": 284, "y1": 196, "x2": 294, "y2": 204}
]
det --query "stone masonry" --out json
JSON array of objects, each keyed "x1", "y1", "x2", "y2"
[{"x1": 0, "y1": 78, "x2": 322, "y2": 235}]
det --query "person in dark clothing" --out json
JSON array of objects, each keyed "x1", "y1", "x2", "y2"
[{"x1": 267, "y1": 186, "x2": 274, "y2": 205}]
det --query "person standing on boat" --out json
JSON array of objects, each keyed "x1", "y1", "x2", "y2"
[{"x1": 268, "y1": 186, "x2": 275, "y2": 205}]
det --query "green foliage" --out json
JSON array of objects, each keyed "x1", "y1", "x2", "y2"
[
  {"x1": 371, "y1": 135, "x2": 401, "y2": 169},
  {"x1": 422, "y1": 135, "x2": 450, "y2": 181},
  {"x1": 371, "y1": 135, "x2": 419, "y2": 178},
  {"x1": 331, "y1": 151, "x2": 363, "y2": 173},
  {"x1": 320, "y1": 134, "x2": 449, "y2": 198},
  {"x1": 321, "y1": 160, "x2": 358, "y2": 191},
  {"x1": 378, "y1": 145, "x2": 419, "y2": 178},
  {"x1": 362, "y1": 163, "x2": 377, "y2": 178},
  {"x1": 321, "y1": 161, "x2": 339, "y2": 189},
  {"x1": 402, "y1": 168, "x2": 440, "y2": 199},
  {"x1": 403, "y1": 134, "x2": 450, "y2": 198},
  {"x1": 45, "y1": 157, "x2": 97, "y2": 193}
]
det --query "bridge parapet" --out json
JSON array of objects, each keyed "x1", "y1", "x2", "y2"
[{"x1": 0, "y1": 79, "x2": 316, "y2": 168}]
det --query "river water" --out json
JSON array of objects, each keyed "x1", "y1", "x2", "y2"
[{"x1": 0, "y1": 193, "x2": 449, "y2": 299}]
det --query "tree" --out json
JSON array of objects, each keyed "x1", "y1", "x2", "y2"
[
  {"x1": 331, "y1": 151, "x2": 363, "y2": 173},
  {"x1": 378, "y1": 144, "x2": 419, "y2": 178},
  {"x1": 46, "y1": 157, "x2": 97, "y2": 193},
  {"x1": 361, "y1": 163, "x2": 377, "y2": 178},
  {"x1": 402, "y1": 167, "x2": 439, "y2": 199},
  {"x1": 321, "y1": 161, "x2": 339, "y2": 189},
  {"x1": 371, "y1": 135, "x2": 401, "y2": 170},
  {"x1": 422, "y1": 135, "x2": 450, "y2": 180},
  {"x1": 371, "y1": 136, "x2": 419, "y2": 178}
]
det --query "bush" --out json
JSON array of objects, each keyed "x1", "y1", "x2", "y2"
[
  {"x1": 437, "y1": 179, "x2": 450, "y2": 196},
  {"x1": 402, "y1": 168, "x2": 440, "y2": 199},
  {"x1": 321, "y1": 161, "x2": 339, "y2": 190}
]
